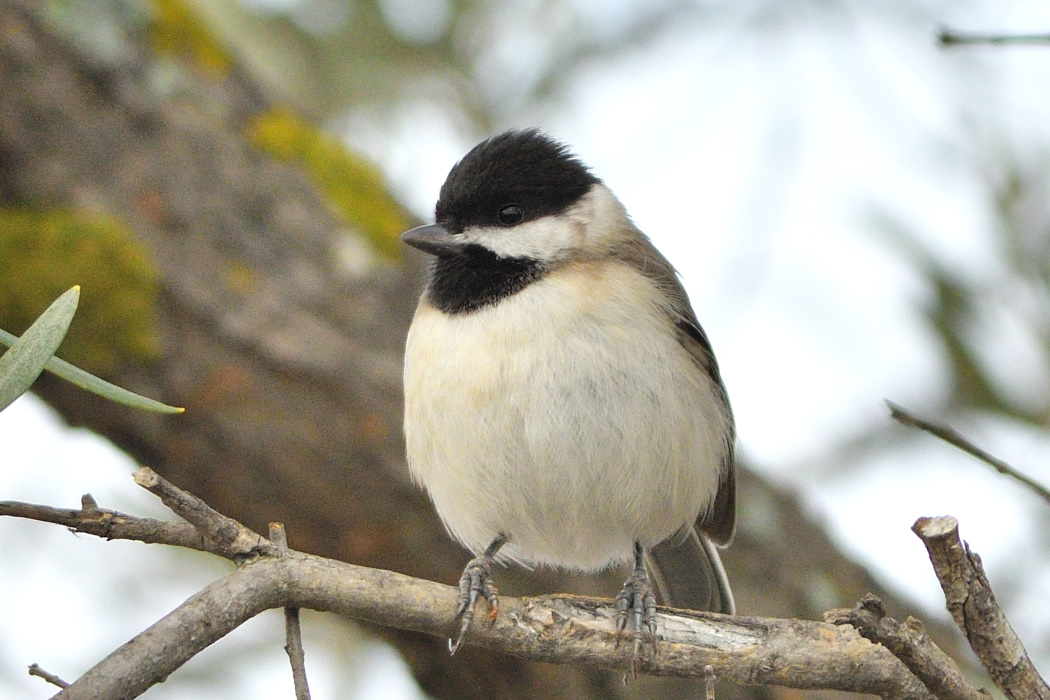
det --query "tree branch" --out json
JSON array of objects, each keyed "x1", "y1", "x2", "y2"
[
  {"x1": 46, "y1": 552, "x2": 935, "y2": 700},
  {"x1": 28, "y1": 663, "x2": 69, "y2": 690},
  {"x1": 938, "y1": 28, "x2": 1050, "y2": 46},
  {"x1": 0, "y1": 494, "x2": 224, "y2": 556},
  {"x1": 272, "y1": 522, "x2": 312, "y2": 700},
  {"x1": 0, "y1": 471, "x2": 939, "y2": 700},
  {"x1": 134, "y1": 467, "x2": 276, "y2": 559},
  {"x1": 826, "y1": 594, "x2": 989, "y2": 700},
  {"x1": 0, "y1": 470, "x2": 278, "y2": 560},
  {"x1": 912, "y1": 515, "x2": 1050, "y2": 700},
  {"x1": 887, "y1": 401, "x2": 1050, "y2": 506},
  {"x1": 704, "y1": 665, "x2": 716, "y2": 700},
  {"x1": 284, "y1": 606, "x2": 311, "y2": 700}
]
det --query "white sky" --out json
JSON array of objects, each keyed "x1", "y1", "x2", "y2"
[{"x1": 5, "y1": 1, "x2": 1050, "y2": 697}]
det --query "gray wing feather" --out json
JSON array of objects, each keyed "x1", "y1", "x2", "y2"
[
  {"x1": 645, "y1": 526, "x2": 735, "y2": 614},
  {"x1": 610, "y1": 231, "x2": 736, "y2": 546}
]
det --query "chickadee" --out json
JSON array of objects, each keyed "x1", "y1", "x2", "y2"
[{"x1": 402, "y1": 129, "x2": 735, "y2": 657}]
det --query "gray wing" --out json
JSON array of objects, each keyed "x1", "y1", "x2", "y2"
[
  {"x1": 674, "y1": 317, "x2": 736, "y2": 546},
  {"x1": 610, "y1": 232, "x2": 736, "y2": 546}
]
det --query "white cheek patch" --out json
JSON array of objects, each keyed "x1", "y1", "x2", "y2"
[
  {"x1": 455, "y1": 184, "x2": 630, "y2": 262},
  {"x1": 459, "y1": 216, "x2": 582, "y2": 260},
  {"x1": 453, "y1": 183, "x2": 630, "y2": 262}
]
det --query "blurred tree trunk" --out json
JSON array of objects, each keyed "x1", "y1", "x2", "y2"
[{"x1": 0, "y1": 2, "x2": 962, "y2": 698}]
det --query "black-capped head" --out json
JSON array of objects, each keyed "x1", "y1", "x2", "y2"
[
  {"x1": 435, "y1": 129, "x2": 601, "y2": 234},
  {"x1": 401, "y1": 130, "x2": 623, "y2": 314}
]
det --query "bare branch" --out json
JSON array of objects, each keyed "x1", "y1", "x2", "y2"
[
  {"x1": 271, "y1": 522, "x2": 312, "y2": 700},
  {"x1": 133, "y1": 468, "x2": 276, "y2": 558},
  {"x1": 912, "y1": 516, "x2": 1050, "y2": 700},
  {"x1": 270, "y1": 522, "x2": 289, "y2": 554},
  {"x1": 28, "y1": 663, "x2": 69, "y2": 689},
  {"x1": 4, "y1": 472, "x2": 937, "y2": 699},
  {"x1": 938, "y1": 28, "x2": 1050, "y2": 46},
  {"x1": 887, "y1": 402, "x2": 1050, "y2": 506},
  {"x1": 47, "y1": 552, "x2": 935, "y2": 700},
  {"x1": 826, "y1": 594, "x2": 989, "y2": 700},
  {"x1": 284, "y1": 607, "x2": 311, "y2": 700},
  {"x1": 0, "y1": 495, "x2": 223, "y2": 556}
]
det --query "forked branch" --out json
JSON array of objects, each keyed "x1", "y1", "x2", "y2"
[{"x1": 0, "y1": 469, "x2": 993, "y2": 700}]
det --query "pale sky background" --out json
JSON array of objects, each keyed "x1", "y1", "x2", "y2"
[{"x1": 4, "y1": 1, "x2": 1050, "y2": 697}]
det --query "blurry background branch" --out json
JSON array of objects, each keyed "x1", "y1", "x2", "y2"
[
  {"x1": 938, "y1": 29, "x2": 1050, "y2": 46},
  {"x1": 888, "y1": 402, "x2": 1050, "y2": 505}
]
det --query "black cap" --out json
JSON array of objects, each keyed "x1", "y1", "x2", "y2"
[{"x1": 435, "y1": 129, "x2": 600, "y2": 234}]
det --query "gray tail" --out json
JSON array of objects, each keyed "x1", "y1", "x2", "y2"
[{"x1": 645, "y1": 527, "x2": 735, "y2": 615}]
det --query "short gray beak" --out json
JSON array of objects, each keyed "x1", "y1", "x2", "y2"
[{"x1": 401, "y1": 223, "x2": 464, "y2": 257}]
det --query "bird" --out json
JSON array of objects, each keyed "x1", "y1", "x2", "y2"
[{"x1": 401, "y1": 129, "x2": 736, "y2": 660}]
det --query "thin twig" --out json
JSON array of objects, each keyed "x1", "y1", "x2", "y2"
[
  {"x1": 825, "y1": 594, "x2": 989, "y2": 700},
  {"x1": 284, "y1": 607, "x2": 312, "y2": 700},
  {"x1": 270, "y1": 522, "x2": 312, "y2": 700},
  {"x1": 938, "y1": 28, "x2": 1050, "y2": 46},
  {"x1": 886, "y1": 401, "x2": 1050, "y2": 506},
  {"x1": 704, "y1": 665, "x2": 716, "y2": 700},
  {"x1": 0, "y1": 496, "x2": 225, "y2": 557},
  {"x1": 134, "y1": 467, "x2": 276, "y2": 558},
  {"x1": 28, "y1": 663, "x2": 69, "y2": 689},
  {"x1": 912, "y1": 516, "x2": 1050, "y2": 700},
  {"x1": 269, "y1": 522, "x2": 288, "y2": 554}
]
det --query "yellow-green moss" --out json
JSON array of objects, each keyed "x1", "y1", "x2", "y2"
[
  {"x1": 247, "y1": 107, "x2": 410, "y2": 259},
  {"x1": 222, "y1": 259, "x2": 258, "y2": 297},
  {"x1": 149, "y1": 0, "x2": 231, "y2": 76},
  {"x1": 0, "y1": 208, "x2": 160, "y2": 374}
]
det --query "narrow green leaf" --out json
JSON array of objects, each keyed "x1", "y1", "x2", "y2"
[
  {"x1": 0, "y1": 286, "x2": 80, "y2": 412},
  {"x1": 0, "y1": 325, "x2": 184, "y2": 414},
  {"x1": 0, "y1": 291, "x2": 184, "y2": 414}
]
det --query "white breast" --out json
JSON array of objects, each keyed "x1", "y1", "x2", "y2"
[{"x1": 403, "y1": 260, "x2": 728, "y2": 571}]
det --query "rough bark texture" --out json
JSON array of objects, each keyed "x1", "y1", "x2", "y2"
[
  {"x1": 825, "y1": 594, "x2": 990, "y2": 700},
  {"x1": 52, "y1": 552, "x2": 941, "y2": 700},
  {"x1": 0, "y1": 2, "x2": 966, "y2": 698},
  {"x1": 914, "y1": 516, "x2": 1050, "y2": 700},
  {"x1": 3, "y1": 474, "x2": 943, "y2": 699}
]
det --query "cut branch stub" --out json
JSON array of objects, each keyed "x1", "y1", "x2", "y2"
[{"x1": 913, "y1": 515, "x2": 1050, "y2": 700}]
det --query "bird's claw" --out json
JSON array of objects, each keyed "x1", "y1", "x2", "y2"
[
  {"x1": 449, "y1": 554, "x2": 499, "y2": 654},
  {"x1": 615, "y1": 566, "x2": 658, "y2": 677}
]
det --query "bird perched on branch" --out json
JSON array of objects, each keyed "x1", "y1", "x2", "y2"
[{"x1": 401, "y1": 129, "x2": 736, "y2": 659}]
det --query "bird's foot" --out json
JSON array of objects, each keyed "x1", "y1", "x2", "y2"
[
  {"x1": 615, "y1": 548, "x2": 658, "y2": 676},
  {"x1": 449, "y1": 535, "x2": 507, "y2": 654}
]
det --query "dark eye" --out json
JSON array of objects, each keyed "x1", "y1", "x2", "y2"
[{"x1": 497, "y1": 204, "x2": 524, "y2": 226}]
